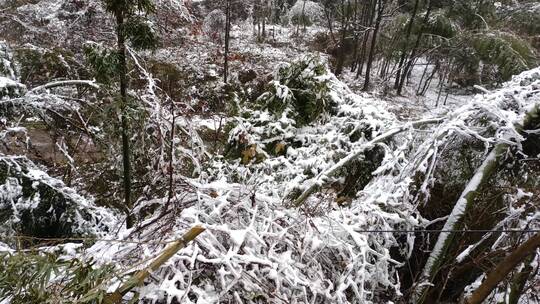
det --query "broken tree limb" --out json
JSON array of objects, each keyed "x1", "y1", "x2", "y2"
[
  {"x1": 103, "y1": 225, "x2": 205, "y2": 304},
  {"x1": 417, "y1": 143, "x2": 508, "y2": 302},
  {"x1": 27, "y1": 80, "x2": 100, "y2": 94},
  {"x1": 292, "y1": 117, "x2": 443, "y2": 207},
  {"x1": 465, "y1": 232, "x2": 540, "y2": 304},
  {"x1": 418, "y1": 102, "x2": 540, "y2": 302}
]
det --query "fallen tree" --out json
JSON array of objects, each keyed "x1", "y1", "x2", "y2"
[
  {"x1": 417, "y1": 102, "x2": 540, "y2": 302},
  {"x1": 292, "y1": 117, "x2": 443, "y2": 207}
]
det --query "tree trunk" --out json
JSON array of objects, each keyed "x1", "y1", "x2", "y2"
[
  {"x1": 465, "y1": 233, "x2": 540, "y2": 304},
  {"x1": 224, "y1": 0, "x2": 231, "y2": 83},
  {"x1": 350, "y1": 0, "x2": 360, "y2": 72},
  {"x1": 362, "y1": 0, "x2": 384, "y2": 91},
  {"x1": 356, "y1": 0, "x2": 376, "y2": 79},
  {"x1": 322, "y1": 4, "x2": 335, "y2": 44},
  {"x1": 394, "y1": 0, "x2": 420, "y2": 91},
  {"x1": 397, "y1": 0, "x2": 433, "y2": 95},
  {"x1": 335, "y1": 0, "x2": 349, "y2": 76},
  {"x1": 116, "y1": 12, "x2": 134, "y2": 229}
]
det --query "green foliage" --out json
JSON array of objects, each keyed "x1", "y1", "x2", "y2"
[
  {"x1": 102, "y1": 0, "x2": 155, "y2": 16},
  {"x1": 423, "y1": 10, "x2": 538, "y2": 87},
  {"x1": 0, "y1": 251, "x2": 116, "y2": 304},
  {"x1": 14, "y1": 46, "x2": 84, "y2": 86},
  {"x1": 83, "y1": 43, "x2": 120, "y2": 84},
  {"x1": 469, "y1": 31, "x2": 536, "y2": 81},
  {"x1": 101, "y1": 0, "x2": 158, "y2": 51},
  {"x1": 447, "y1": 1, "x2": 496, "y2": 30},
  {"x1": 499, "y1": 3, "x2": 540, "y2": 38},
  {"x1": 425, "y1": 10, "x2": 458, "y2": 39},
  {"x1": 257, "y1": 57, "x2": 336, "y2": 127},
  {"x1": 123, "y1": 17, "x2": 159, "y2": 50}
]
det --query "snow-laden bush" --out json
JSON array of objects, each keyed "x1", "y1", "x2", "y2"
[
  {"x1": 0, "y1": 42, "x2": 25, "y2": 100},
  {"x1": 224, "y1": 57, "x2": 341, "y2": 164},
  {"x1": 0, "y1": 156, "x2": 116, "y2": 241},
  {"x1": 288, "y1": 0, "x2": 324, "y2": 27},
  {"x1": 223, "y1": 57, "x2": 393, "y2": 197}
]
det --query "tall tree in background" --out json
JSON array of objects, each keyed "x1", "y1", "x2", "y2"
[
  {"x1": 103, "y1": 0, "x2": 158, "y2": 228},
  {"x1": 355, "y1": 0, "x2": 376, "y2": 79},
  {"x1": 224, "y1": 0, "x2": 231, "y2": 83},
  {"x1": 362, "y1": 0, "x2": 385, "y2": 91},
  {"x1": 334, "y1": 0, "x2": 352, "y2": 76},
  {"x1": 394, "y1": 0, "x2": 420, "y2": 92},
  {"x1": 397, "y1": 0, "x2": 433, "y2": 95}
]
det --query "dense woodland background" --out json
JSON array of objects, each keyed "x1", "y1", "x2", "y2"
[{"x1": 0, "y1": 0, "x2": 539, "y2": 303}]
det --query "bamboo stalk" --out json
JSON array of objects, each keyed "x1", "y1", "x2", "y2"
[
  {"x1": 103, "y1": 226, "x2": 205, "y2": 304},
  {"x1": 418, "y1": 103, "x2": 540, "y2": 302}
]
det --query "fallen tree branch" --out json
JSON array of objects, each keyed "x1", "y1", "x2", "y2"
[
  {"x1": 465, "y1": 232, "x2": 540, "y2": 304},
  {"x1": 417, "y1": 143, "x2": 508, "y2": 302},
  {"x1": 103, "y1": 225, "x2": 205, "y2": 304},
  {"x1": 27, "y1": 80, "x2": 100, "y2": 94},
  {"x1": 292, "y1": 117, "x2": 443, "y2": 207},
  {"x1": 418, "y1": 102, "x2": 540, "y2": 302}
]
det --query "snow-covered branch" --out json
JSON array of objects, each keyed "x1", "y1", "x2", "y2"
[{"x1": 27, "y1": 80, "x2": 100, "y2": 94}]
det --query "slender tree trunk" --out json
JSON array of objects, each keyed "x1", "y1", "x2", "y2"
[
  {"x1": 394, "y1": 0, "x2": 420, "y2": 91},
  {"x1": 116, "y1": 12, "x2": 133, "y2": 229},
  {"x1": 397, "y1": 0, "x2": 433, "y2": 95},
  {"x1": 224, "y1": 0, "x2": 231, "y2": 83},
  {"x1": 323, "y1": 4, "x2": 337, "y2": 44},
  {"x1": 302, "y1": 0, "x2": 307, "y2": 32},
  {"x1": 416, "y1": 58, "x2": 431, "y2": 94},
  {"x1": 350, "y1": 0, "x2": 360, "y2": 72},
  {"x1": 465, "y1": 233, "x2": 540, "y2": 304},
  {"x1": 356, "y1": 0, "x2": 376, "y2": 79},
  {"x1": 362, "y1": 0, "x2": 384, "y2": 91},
  {"x1": 335, "y1": 0, "x2": 349, "y2": 76}
]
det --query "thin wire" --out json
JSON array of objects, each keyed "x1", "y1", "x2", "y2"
[
  {"x1": 354, "y1": 229, "x2": 540, "y2": 233},
  {"x1": 0, "y1": 235, "x2": 179, "y2": 245},
  {"x1": 1, "y1": 229, "x2": 539, "y2": 246}
]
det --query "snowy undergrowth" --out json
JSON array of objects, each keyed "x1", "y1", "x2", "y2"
[
  {"x1": 5, "y1": 60, "x2": 538, "y2": 303},
  {"x1": 86, "y1": 58, "x2": 413, "y2": 304},
  {"x1": 110, "y1": 63, "x2": 538, "y2": 303},
  {"x1": 0, "y1": 155, "x2": 116, "y2": 239}
]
